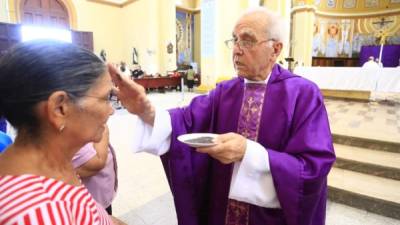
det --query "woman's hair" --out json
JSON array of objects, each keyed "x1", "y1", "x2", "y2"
[{"x1": 0, "y1": 40, "x2": 106, "y2": 135}]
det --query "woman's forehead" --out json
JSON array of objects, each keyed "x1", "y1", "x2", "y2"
[{"x1": 89, "y1": 72, "x2": 112, "y2": 91}]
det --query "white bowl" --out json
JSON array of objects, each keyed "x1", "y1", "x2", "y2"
[{"x1": 177, "y1": 133, "x2": 218, "y2": 148}]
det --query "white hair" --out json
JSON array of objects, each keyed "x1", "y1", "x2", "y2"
[{"x1": 240, "y1": 7, "x2": 287, "y2": 43}]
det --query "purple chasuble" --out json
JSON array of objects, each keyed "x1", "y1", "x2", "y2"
[
  {"x1": 163, "y1": 64, "x2": 336, "y2": 225},
  {"x1": 225, "y1": 83, "x2": 266, "y2": 225}
]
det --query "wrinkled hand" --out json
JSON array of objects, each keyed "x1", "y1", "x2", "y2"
[
  {"x1": 108, "y1": 64, "x2": 155, "y2": 125},
  {"x1": 110, "y1": 216, "x2": 127, "y2": 225},
  {"x1": 196, "y1": 132, "x2": 247, "y2": 164}
]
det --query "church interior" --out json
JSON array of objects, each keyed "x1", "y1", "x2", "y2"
[{"x1": 0, "y1": 0, "x2": 399, "y2": 224}]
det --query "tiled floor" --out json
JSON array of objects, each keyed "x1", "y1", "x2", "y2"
[
  {"x1": 325, "y1": 98, "x2": 400, "y2": 143},
  {"x1": 108, "y1": 90, "x2": 400, "y2": 225}
]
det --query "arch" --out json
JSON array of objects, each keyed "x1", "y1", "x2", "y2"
[{"x1": 13, "y1": 0, "x2": 77, "y2": 29}]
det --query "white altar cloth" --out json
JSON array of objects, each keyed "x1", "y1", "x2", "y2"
[{"x1": 293, "y1": 67, "x2": 400, "y2": 92}]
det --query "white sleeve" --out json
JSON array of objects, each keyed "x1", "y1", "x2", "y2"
[
  {"x1": 228, "y1": 139, "x2": 281, "y2": 208},
  {"x1": 131, "y1": 109, "x2": 172, "y2": 155}
]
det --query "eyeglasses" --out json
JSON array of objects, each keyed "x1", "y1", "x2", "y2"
[
  {"x1": 68, "y1": 92, "x2": 117, "y2": 105},
  {"x1": 224, "y1": 38, "x2": 275, "y2": 49}
]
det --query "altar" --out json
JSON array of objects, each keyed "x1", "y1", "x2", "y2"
[{"x1": 294, "y1": 67, "x2": 400, "y2": 100}]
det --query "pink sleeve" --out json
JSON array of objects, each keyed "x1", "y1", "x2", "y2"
[{"x1": 72, "y1": 143, "x2": 97, "y2": 169}]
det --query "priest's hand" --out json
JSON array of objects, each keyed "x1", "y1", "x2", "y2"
[
  {"x1": 196, "y1": 132, "x2": 246, "y2": 164},
  {"x1": 108, "y1": 64, "x2": 155, "y2": 126}
]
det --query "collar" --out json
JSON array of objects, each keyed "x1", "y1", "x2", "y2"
[{"x1": 244, "y1": 72, "x2": 271, "y2": 85}]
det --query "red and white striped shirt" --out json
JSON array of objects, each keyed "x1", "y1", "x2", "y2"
[{"x1": 0, "y1": 174, "x2": 113, "y2": 225}]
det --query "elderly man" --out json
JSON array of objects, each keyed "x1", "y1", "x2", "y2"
[
  {"x1": 111, "y1": 7, "x2": 335, "y2": 225},
  {"x1": 362, "y1": 56, "x2": 379, "y2": 68}
]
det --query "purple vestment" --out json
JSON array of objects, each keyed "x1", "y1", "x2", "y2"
[{"x1": 163, "y1": 64, "x2": 336, "y2": 225}]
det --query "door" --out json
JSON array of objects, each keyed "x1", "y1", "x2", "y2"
[{"x1": 21, "y1": 0, "x2": 69, "y2": 28}]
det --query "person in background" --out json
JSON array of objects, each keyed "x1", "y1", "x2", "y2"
[
  {"x1": 0, "y1": 40, "x2": 125, "y2": 225},
  {"x1": 362, "y1": 56, "x2": 379, "y2": 68},
  {"x1": 73, "y1": 125, "x2": 118, "y2": 215},
  {"x1": 131, "y1": 65, "x2": 145, "y2": 79},
  {"x1": 374, "y1": 58, "x2": 383, "y2": 68},
  {"x1": 0, "y1": 131, "x2": 12, "y2": 153},
  {"x1": 186, "y1": 65, "x2": 195, "y2": 92},
  {"x1": 119, "y1": 61, "x2": 131, "y2": 78},
  {"x1": 110, "y1": 7, "x2": 335, "y2": 225},
  {"x1": 0, "y1": 117, "x2": 6, "y2": 133}
]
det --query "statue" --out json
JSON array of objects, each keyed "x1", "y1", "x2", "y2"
[
  {"x1": 132, "y1": 47, "x2": 139, "y2": 65},
  {"x1": 100, "y1": 49, "x2": 107, "y2": 62},
  {"x1": 167, "y1": 43, "x2": 174, "y2": 54}
]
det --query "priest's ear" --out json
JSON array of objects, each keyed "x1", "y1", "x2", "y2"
[{"x1": 272, "y1": 41, "x2": 283, "y2": 56}]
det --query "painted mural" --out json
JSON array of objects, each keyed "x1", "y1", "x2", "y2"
[
  {"x1": 312, "y1": 15, "x2": 400, "y2": 58},
  {"x1": 176, "y1": 10, "x2": 194, "y2": 65}
]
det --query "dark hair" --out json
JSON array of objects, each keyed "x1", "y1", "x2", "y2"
[{"x1": 0, "y1": 40, "x2": 106, "y2": 135}]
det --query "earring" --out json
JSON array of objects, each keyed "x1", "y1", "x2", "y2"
[{"x1": 59, "y1": 124, "x2": 65, "y2": 132}]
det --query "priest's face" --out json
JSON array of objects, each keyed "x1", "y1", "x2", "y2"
[{"x1": 231, "y1": 12, "x2": 282, "y2": 81}]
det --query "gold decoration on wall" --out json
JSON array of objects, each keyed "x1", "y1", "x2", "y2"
[
  {"x1": 361, "y1": 16, "x2": 397, "y2": 37},
  {"x1": 327, "y1": 0, "x2": 336, "y2": 8},
  {"x1": 365, "y1": 0, "x2": 379, "y2": 8},
  {"x1": 343, "y1": 0, "x2": 356, "y2": 8}
]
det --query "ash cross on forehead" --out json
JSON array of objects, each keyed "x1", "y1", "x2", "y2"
[{"x1": 373, "y1": 18, "x2": 394, "y2": 29}]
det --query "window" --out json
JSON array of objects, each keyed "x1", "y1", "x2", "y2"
[{"x1": 21, "y1": 25, "x2": 72, "y2": 43}]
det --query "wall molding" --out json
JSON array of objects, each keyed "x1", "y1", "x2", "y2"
[
  {"x1": 86, "y1": 0, "x2": 138, "y2": 8},
  {"x1": 176, "y1": 5, "x2": 200, "y2": 14},
  {"x1": 292, "y1": 5, "x2": 400, "y2": 18}
]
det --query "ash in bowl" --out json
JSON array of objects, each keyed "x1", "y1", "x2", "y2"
[{"x1": 185, "y1": 136, "x2": 215, "y2": 144}]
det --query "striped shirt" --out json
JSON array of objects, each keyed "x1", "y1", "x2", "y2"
[{"x1": 0, "y1": 174, "x2": 113, "y2": 225}]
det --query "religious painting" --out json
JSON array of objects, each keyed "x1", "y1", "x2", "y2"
[
  {"x1": 313, "y1": 18, "x2": 354, "y2": 58},
  {"x1": 312, "y1": 22, "x2": 324, "y2": 57},
  {"x1": 387, "y1": 30, "x2": 400, "y2": 45},
  {"x1": 327, "y1": 0, "x2": 336, "y2": 8},
  {"x1": 365, "y1": 0, "x2": 379, "y2": 7},
  {"x1": 325, "y1": 23, "x2": 341, "y2": 57},
  {"x1": 343, "y1": 0, "x2": 356, "y2": 8},
  {"x1": 176, "y1": 10, "x2": 194, "y2": 65},
  {"x1": 314, "y1": 14, "x2": 400, "y2": 58}
]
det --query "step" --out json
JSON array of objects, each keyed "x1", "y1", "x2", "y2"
[
  {"x1": 333, "y1": 133, "x2": 400, "y2": 153},
  {"x1": 328, "y1": 167, "x2": 400, "y2": 220},
  {"x1": 334, "y1": 144, "x2": 400, "y2": 180}
]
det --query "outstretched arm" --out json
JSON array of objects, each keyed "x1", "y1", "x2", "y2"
[{"x1": 108, "y1": 64, "x2": 155, "y2": 126}]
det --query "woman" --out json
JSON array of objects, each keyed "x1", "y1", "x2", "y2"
[
  {"x1": 0, "y1": 40, "x2": 124, "y2": 225},
  {"x1": 186, "y1": 65, "x2": 195, "y2": 92}
]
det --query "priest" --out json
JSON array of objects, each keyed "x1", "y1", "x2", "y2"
[{"x1": 111, "y1": 7, "x2": 335, "y2": 225}]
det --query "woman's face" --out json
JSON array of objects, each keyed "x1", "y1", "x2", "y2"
[
  {"x1": 328, "y1": 25, "x2": 338, "y2": 36},
  {"x1": 68, "y1": 72, "x2": 114, "y2": 143}
]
